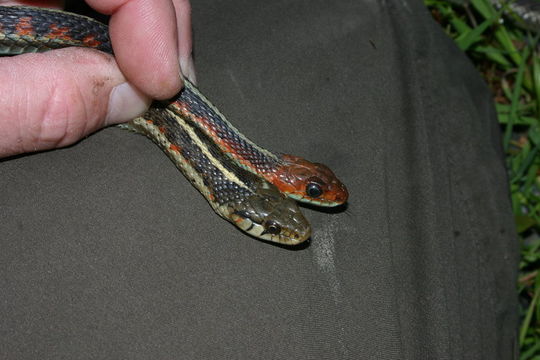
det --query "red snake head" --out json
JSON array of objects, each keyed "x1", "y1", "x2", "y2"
[{"x1": 273, "y1": 154, "x2": 348, "y2": 206}]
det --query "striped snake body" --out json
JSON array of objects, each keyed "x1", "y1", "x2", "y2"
[
  {"x1": 0, "y1": 6, "x2": 348, "y2": 207},
  {"x1": 0, "y1": 6, "x2": 319, "y2": 244},
  {"x1": 130, "y1": 108, "x2": 310, "y2": 244},
  {"x1": 168, "y1": 84, "x2": 349, "y2": 207}
]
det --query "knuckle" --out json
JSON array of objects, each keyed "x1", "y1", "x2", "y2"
[
  {"x1": 37, "y1": 74, "x2": 105, "y2": 149},
  {"x1": 0, "y1": 49, "x2": 116, "y2": 156}
]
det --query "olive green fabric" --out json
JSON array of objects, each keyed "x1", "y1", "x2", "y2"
[{"x1": 0, "y1": 0, "x2": 518, "y2": 358}]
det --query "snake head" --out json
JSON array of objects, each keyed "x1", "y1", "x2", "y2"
[
  {"x1": 230, "y1": 182, "x2": 311, "y2": 245},
  {"x1": 273, "y1": 154, "x2": 348, "y2": 207}
]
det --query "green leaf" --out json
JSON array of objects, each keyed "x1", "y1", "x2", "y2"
[
  {"x1": 530, "y1": 124, "x2": 540, "y2": 147},
  {"x1": 503, "y1": 44, "x2": 531, "y2": 151},
  {"x1": 533, "y1": 39, "x2": 540, "y2": 114},
  {"x1": 450, "y1": 16, "x2": 472, "y2": 35},
  {"x1": 497, "y1": 114, "x2": 538, "y2": 126},
  {"x1": 470, "y1": 0, "x2": 496, "y2": 19},
  {"x1": 516, "y1": 215, "x2": 537, "y2": 233},
  {"x1": 475, "y1": 45, "x2": 511, "y2": 67},
  {"x1": 455, "y1": 16, "x2": 494, "y2": 50},
  {"x1": 520, "y1": 341, "x2": 540, "y2": 360},
  {"x1": 520, "y1": 273, "x2": 540, "y2": 346}
]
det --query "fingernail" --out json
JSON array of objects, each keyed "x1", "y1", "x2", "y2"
[
  {"x1": 105, "y1": 82, "x2": 152, "y2": 125},
  {"x1": 180, "y1": 56, "x2": 197, "y2": 85}
]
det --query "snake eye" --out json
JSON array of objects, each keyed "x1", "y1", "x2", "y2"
[
  {"x1": 306, "y1": 182, "x2": 323, "y2": 198},
  {"x1": 264, "y1": 221, "x2": 282, "y2": 235}
]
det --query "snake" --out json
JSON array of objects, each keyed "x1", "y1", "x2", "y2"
[
  {"x1": 0, "y1": 5, "x2": 348, "y2": 208},
  {"x1": 0, "y1": 5, "x2": 316, "y2": 245},
  {"x1": 166, "y1": 84, "x2": 348, "y2": 207},
  {"x1": 130, "y1": 106, "x2": 311, "y2": 245}
]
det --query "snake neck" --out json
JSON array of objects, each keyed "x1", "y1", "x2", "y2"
[
  {"x1": 167, "y1": 81, "x2": 348, "y2": 206},
  {"x1": 127, "y1": 109, "x2": 256, "y2": 213},
  {"x1": 168, "y1": 80, "x2": 282, "y2": 175}
]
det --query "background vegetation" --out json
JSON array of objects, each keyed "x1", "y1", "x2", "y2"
[{"x1": 424, "y1": 0, "x2": 540, "y2": 358}]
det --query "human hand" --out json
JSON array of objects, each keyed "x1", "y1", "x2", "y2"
[{"x1": 0, "y1": 0, "x2": 194, "y2": 157}]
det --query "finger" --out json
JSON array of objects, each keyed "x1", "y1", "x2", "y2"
[
  {"x1": 86, "y1": 0, "x2": 182, "y2": 100},
  {"x1": 173, "y1": 0, "x2": 196, "y2": 83},
  {"x1": 0, "y1": 48, "x2": 150, "y2": 157}
]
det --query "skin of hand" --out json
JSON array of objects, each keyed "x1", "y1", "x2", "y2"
[{"x1": 0, "y1": 0, "x2": 195, "y2": 157}]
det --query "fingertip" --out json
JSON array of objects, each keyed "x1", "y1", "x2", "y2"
[
  {"x1": 174, "y1": 0, "x2": 196, "y2": 84},
  {"x1": 180, "y1": 55, "x2": 196, "y2": 84},
  {"x1": 107, "y1": 0, "x2": 183, "y2": 100}
]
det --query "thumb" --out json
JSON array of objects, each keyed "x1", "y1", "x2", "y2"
[{"x1": 0, "y1": 47, "x2": 151, "y2": 157}]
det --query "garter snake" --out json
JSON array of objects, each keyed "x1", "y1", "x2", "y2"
[
  {"x1": 0, "y1": 5, "x2": 313, "y2": 244},
  {"x1": 0, "y1": 5, "x2": 348, "y2": 208},
  {"x1": 167, "y1": 84, "x2": 349, "y2": 207},
  {"x1": 131, "y1": 107, "x2": 310, "y2": 244}
]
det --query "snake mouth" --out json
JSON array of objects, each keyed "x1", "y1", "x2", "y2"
[
  {"x1": 288, "y1": 194, "x2": 343, "y2": 207},
  {"x1": 230, "y1": 212, "x2": 311, "y2": 245}
]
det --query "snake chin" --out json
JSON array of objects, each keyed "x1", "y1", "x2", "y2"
[{"x1": 230, "y1": 184, "x2": 311, "y2": 245}]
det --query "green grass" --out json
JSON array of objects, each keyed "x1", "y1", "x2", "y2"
[{"x1": 424, "y1": 0, "x2": 540, "y2": 357}]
